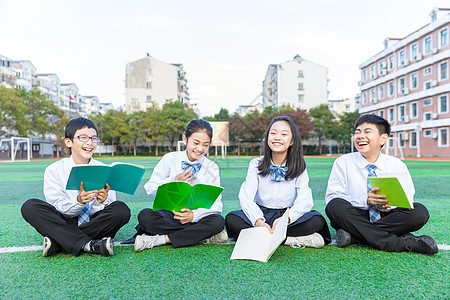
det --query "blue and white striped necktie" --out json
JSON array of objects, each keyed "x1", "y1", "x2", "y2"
[
  {"x1": 78, "y1": 202, "x2": 91, "y2": 226},
  {"x1": 367, "y1": 164, "x2": 381, "y2": 222}
]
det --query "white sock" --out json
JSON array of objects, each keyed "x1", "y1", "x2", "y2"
[
  {"x1": 154, "y1": 235, "x2": 166, "y2": 247},
  {"x1": 285, "y1": 236, "x2": 297, "y2": 245},
  {"x1": 83, "y1": 241, "x2": 91, "y2": 252}
]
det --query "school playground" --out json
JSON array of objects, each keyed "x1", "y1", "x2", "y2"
[{"x1": 0, "y1": 156, "x2": 448, "y2": 299}]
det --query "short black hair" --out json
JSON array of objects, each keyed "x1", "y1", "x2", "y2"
[
  {"x1": 354, "y1": 114, "x2": 391, "y2": 136},
  {"x1": 64, "y1": 117, "x2": 98, "y2": 140},
  {"x1": 258, "y1": 116, "x2": 306, "y2": 179},
  {"x1": 184, "y1": 119, "x2": 213, "y2": 141}
]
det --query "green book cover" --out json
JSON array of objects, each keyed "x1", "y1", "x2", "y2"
[
  {"x1": 153, "y1": 182, "x2": 223, "y2": 212},
  {"x1": 66, "y1": 162, "x2": 146, "y2": 195},
  {"x1": 368, "y1": 177, "x2": 413, "y2": 209}
]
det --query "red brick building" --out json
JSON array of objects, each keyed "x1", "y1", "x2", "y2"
[{"x1": 359, "y1": 8, "x2": 450, "y2": 157}]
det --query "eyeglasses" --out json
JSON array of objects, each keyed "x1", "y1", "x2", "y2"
[{"x1": 74, "y1": 135, "x2": 101, "y2": 143}]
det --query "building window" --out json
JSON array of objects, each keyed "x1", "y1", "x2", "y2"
[
  {"x1": 411, "y1": 43, "x2": 418, "y2": 60},
  {"x1": 362, "y1": 91, "x2": 367, "y2": 104},
  {"x1": 439, "y1": 95, "x2": 448, "y2": 114},
  {"x1": 399, "y1": 133, "x2": 405, "y2": 148},
  {"x1": 388, "y1": 55, "x2": 395, "y2": 70},
  {"x1": 424, "y1": 36, "x2": 432, "y2": 54},
  {"x1": 379, "y1": 60, "x2": 386, "y2": 75},
  {"x1": 439, "y1": 61, "x2": 448, "y2": 81},
  {"x1": 379, "y1": 85, "x2": 385, "y2": 99},
  {"x1": 410, "y1": 131, "x2": 417, "y2": 148},
  {"x1": 424, "y1": 112, "x2": 432, "y2": 121},
  {"x1": 362, "y1": 69, "x2": 367, "y2": 82},
  {"x1": 388, "y1": 107, "x2": 394, "y2": 122},
  {"x1": 145, "y1": 69, "x2": 152, "y2": 77},
  {"x1": 439, "y1": 128, "x2": 448, "y2": 147},
  {"x1": 399, "y1": 77, "x2": 406, "y2": 94},
  {"x1": 410, "y1": 102, "x2": 418, "y2": 119},
  {"x1": 399, "y1": 105, "x2": 406, "y2": 121},
  {"x1": 298, "y1": 70, "x2": 304, "y2": 78},
  {"x1": 424, "y1": 81, "x2": 433, "y2": 90},
  {"x1": 370, "y1": 88, "x2": 376, "y2": 102},
  {"x1": 388, "y1": 135, "x2": 394, "y2": 148},
  {"x1": 424, "y1": 67, "x2": 432, "y2": 76},
  {"x1": 146, "y1": 95, "x2": 152, "y2": 102},
  {"x1": 423, "y1": 129, "x2": 432, "y2": 137},
  {"x1": 345, "y1": 105, "x2": 350, "y2": 111},
  {"x1": 440, "y1": 27, "x2": 448, "y2": 48},
  {"x1": 379, "y1": 110, "x2": 385, "y2": 119},
  {"x1": 411, "y1": 72, "x2": 418, "y2": 90},
  {"x1": 298, "y1": 83, "x2": 304, "y2": 90},
  {"x1": 146, "y1": 82, "x2": 152, "y2": 89},
  {"x1": 370, "y1": 65, "x2": 375, "y2": 79},
  {"x1": 399, "y1": 49, "x2": 406, "y2": 66},
  {"x1": 388, "y1": 81, "x2": 394, "y2": 97},
  {"x1": 424, "y1": 98, "x2": 432, "y2": 106},
  {"x1": 298, "y1": 94, "x2": 304, "y2": 102}
]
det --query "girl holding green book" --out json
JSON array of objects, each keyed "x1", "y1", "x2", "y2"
[{"x1": 133, "y1": 119, "x2": 227, "y2": 251}]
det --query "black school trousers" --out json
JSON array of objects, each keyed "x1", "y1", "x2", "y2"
[
  {"x1": 21, "y1": 198, "x2": 130, "y2": 256},
  {"x1": 137, "y1": 209, "x2": 225, "y2": 248},
  {"x1": 325, "y1": 198, "x2": 429, "y2": 252}
]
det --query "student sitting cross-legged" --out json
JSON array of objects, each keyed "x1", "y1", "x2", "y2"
[
  {"x1": 325, "y1": 114, "x2": 438, "y2": 255},
  {"x1": 226, "y1": 116, "x2": 331, "y2": 248},
  {"x1": 133, "y1": 119, "x2": 227, "y2": 252},
  {"x1": 21, "y1": 117, "x2": 131, "y2": 257}
]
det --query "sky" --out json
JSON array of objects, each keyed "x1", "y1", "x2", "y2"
[{"x1": 1, "y1": 0, "x2": 449, "y2": 116}]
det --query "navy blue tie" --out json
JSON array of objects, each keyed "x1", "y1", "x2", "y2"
[
  {"x1": 181, "y1": 161, "x2": 202, "y2": 179},
  {"x1": 367, "y1": 164, "x2": 380, "y2": 222},
  {"x1": 270, "y1": 165, "x2": 288, "y2": 182}
]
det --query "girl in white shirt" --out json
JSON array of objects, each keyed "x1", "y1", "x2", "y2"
[
  {"x1": 226, "y1": 116, "x2": 330, "y2": 248},
  {"x1": 134, "y1": 119, "x2": 227, "y2": 251}
]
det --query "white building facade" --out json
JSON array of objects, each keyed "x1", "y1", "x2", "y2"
[
  {"x1": 262, "y1": 55, "x2": 329, "y2": 111},
  {"x1": 359, "y1": 8, "x2": 450, "y2": 157},
  {"x1": 125, "y1": 54, "x2": 190, "y2": 113}
]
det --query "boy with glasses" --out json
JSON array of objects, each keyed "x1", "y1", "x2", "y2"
[{"x1": 21, "y1": 117, "x2": 130, "y2": 256}]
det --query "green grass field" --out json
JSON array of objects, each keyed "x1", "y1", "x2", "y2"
[{"x1": 0, "y1": 156, "x2": 449, "y2": 299}]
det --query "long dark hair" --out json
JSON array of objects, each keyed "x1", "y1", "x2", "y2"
[{"x1": 257, "y1": 116, "x2": 306, "y2": 179}]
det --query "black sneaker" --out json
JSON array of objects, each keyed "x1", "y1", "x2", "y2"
[
  {"x1": 43, "y1": 237, "x2": 61, "y2": 257},
  {"x1": 90, "y1": 237, "x2": 114, "y2": 256},
  {"x1": 336, "y1": 229, "x2": 352, "y2": 248},
  {"x1": 403, "y1": 235, "x2": 438, "y2": 255}
]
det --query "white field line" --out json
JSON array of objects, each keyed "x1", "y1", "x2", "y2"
[{"x1": 0, "y1": 241, "x2": 449, "y2": 254}]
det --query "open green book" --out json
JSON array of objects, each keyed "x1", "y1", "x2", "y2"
[
  {"x1": 368, "y1": 176, "x2": 413, "y2": 209},
  {"x1": 66, "y1": 162, "x2": 146, "y2": 195},
  {"x1": 153, "y1": 182, "x2": 223, "y2": 212}
]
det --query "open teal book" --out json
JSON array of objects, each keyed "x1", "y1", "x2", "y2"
[
  {"x1": 66, "y1": 162, "x2": 146, "y2": 195},
  {"x1": 153, "y1": 182, "x2": 223, "y2": 212},
  {"x1": 368, "y1": 177, "x2": 413, "y2": 209}
]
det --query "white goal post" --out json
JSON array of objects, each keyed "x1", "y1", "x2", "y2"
[{"x1": 0, "y1": 137, "x2": 31, "y2": 162}]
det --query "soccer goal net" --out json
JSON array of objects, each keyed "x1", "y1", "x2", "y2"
[{"x1": 0, "y1": 137, "x2": 31, "y2": 162}]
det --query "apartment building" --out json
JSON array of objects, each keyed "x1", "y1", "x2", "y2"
[
  {"x1": 328, "y1": 98, "x2": 357, "y2": 116},
  {"x1": 262, "y1": 55, "x2": 329, "y2": 111},
  {"x1": 125, "y1": 54, "x2": 190, "y2": 113},
  {"x1": 35, "y1": 73, "x2": 61, "y2": 106},
  {"x1": 359, "y1": 8, "x2": 450, "y2": 157},
  {"x1": 60, "y1": 83, "x2": 79, "y2": 118}
]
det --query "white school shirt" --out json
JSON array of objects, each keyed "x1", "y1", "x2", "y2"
[
  {"x1": 43, "y1": 156, "x2": 116, "y2": 217},
  {"x1": 325, "y1": 152, "x2": 415, "y2": 210},
  {"x1": 144, "y1": 151, "x2": 223, "y2": 223},
  {"x1": 238, "y1": 157, "x2": 314, "y2": 226}
]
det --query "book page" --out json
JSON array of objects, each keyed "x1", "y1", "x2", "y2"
[
  {"x1": 153, "y1": 182, "x2": 192, "y2": 212},
  {"x1": 368, "y1": 177, "x2": 413, "y2": 208},
  {"x1": 267, "y1": 209, "x2": 289, "y2": 256},
  {"x1": 376, "y1": 172, "x2": 413, "y2": 204},
  {"x1": 108, "y1": 163, "x2": 146, "y2": 195},
  {"x1": 66, "y1": 165, "x2": 111, "y2": 191},
  {"x1": 230, "y1": 227, "x2": 272, "y2": 262}
]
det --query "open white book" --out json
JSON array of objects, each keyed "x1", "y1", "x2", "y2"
[{"x1": 230, "y1": 209, "x2": 289, "y2": 262}]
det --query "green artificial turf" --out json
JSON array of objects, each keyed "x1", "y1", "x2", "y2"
[{"x1": 0, "y1": 156, "x2": 449, "y2": 299}]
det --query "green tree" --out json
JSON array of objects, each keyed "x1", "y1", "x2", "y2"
[
  {"x1": 0, "y1": 86, "x2": 31, "y2": 136},
  {"x1": 126, "y1": 111, "x2": 148, "y2": 156},
  {"x1": 229, "y1": 113, "x2": 247, "y2": 156},
  {"x1": 92, "y1": 109, "x2": 131, "y2": 156},
  {"x1": 160, "y1": 100, "x2": 197, "y2": 152},
  {"x1": 309, "y1": 104, "x2": 335, "y2": 155},
  {"x1": 334, "y1": 111, "x2": 360, "y2": 153}
]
